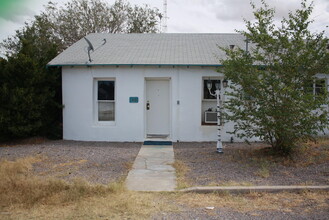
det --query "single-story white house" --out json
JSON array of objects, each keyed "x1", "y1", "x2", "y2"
[{"x1": 48, "y1": 33, "x2": 329, "y2": 142}]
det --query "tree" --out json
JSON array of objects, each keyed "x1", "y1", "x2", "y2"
[
  {"x1": 44, "y1": 0, "x2": 160, "y2": 49},
  {"x1": 126, "y1": 4, "x2": 160, "y2": 33},
  {"x1": 0, "y1": 15, "x2": 62, "y2": 140},
  {"x1": 0, "y1": 0, "x2": 160, "y2": 141},
  {"x1": 3, "y1": 0, "x2": 160, "y2": 54},
  {"x1": 221, "y1": 0, "x2": 329, "y2": 154}
]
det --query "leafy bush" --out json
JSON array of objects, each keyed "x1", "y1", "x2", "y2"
[{"x1": 221, "y1": 0, "x2": 329, "y2": 155}]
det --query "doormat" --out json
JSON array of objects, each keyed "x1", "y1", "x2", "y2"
[{"x1": 143, "y1": 141, "x2": 172, "y2": 146}]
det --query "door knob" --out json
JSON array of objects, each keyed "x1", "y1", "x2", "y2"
[{"x1": 146, "y1": 101, "x2": 150, "y2": 110}]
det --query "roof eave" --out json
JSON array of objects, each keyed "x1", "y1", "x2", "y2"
[{"x1": 46, "y1": 63, "x2": 223, "y2": 67}]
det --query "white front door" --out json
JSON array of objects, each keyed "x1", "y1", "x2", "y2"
[{"x1": 146, "y1": 79, "x2": 170, "y2": 138}]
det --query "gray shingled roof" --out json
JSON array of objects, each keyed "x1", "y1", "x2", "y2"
[{"x1": 48, "y1": 33, "x2": 246, "y2": 66}]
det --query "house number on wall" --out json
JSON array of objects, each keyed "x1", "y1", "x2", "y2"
[{"x1": 129, "y1": 97, "x2": 139, "y2": 103}]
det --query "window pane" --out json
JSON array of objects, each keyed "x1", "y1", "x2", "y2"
[
  {"x1": 204, "y1": 80, "x2": 220, "y2": 99},
  {"x1": 305, "y1": 81, "x2": 314, "y2": 94},
  {"x1": 315, "y1": 79, "x2": 326, "y2": 95},
  {"x1": 243, "y1": 92, "x2": 253, "y2": 100},
  {"x1": 98, "y1": 102, "x2": 115, "y2": 121},
  {"x1": 98, "y1": 81, "x2": 115, "y2": 100}
]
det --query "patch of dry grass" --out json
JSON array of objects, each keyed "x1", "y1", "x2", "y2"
[
  {"x1": 0, "y1": 156, "x2": 109, "y2": 208},
  {"x1": 3, "y1": 191, "x2": 175, "y2": 220},
  {"x1": 52, "y1": 159, "x2": 88, "y2": 169},
  {"x1": 292, "y1": 137, "x2": 329, "y2": 166},
  {"x1": 253, "y1": 158, "x2": 271, "y2": 178},
  {"x1": 304, "y1": 136, "x2": 329, "y2": 148},
  {"x1": 0, "y1": 156, "x2": 176, "y2": 219},
  {"x1": 175, "y1": 191, "x2": 329, "y2": 213},
  {"x1": 40, "y1": 159, "x2": 89, "y2": 178},
  {"x1": 0, "y1": 137, "x2": 47, "y2": 147},
  {"x1": 1, "y1": 155, "x2": 327, "y2": 219},
  {"x1": 230, "y1": 137, "x2": 329, "y2": 168},
  {"x1": 35, "y1": 157, "x2": 91, "y2": 179},
  {"x1": 255, "y1": 167, "x2": 270, "y2": 178},
  {"x1": 124, "y1": 161, "x2": 134, "y2": 170},
  {"x1": 172, "y1": 160, "x2": 191, "y2": 189}
]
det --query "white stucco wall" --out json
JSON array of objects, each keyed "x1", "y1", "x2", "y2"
[{"x1": 61, "y1": 65, "x2": 255, "y2": 142}]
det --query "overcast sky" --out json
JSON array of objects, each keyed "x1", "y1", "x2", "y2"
[{"x1": 0, "y1": 0, "x2": 328, "y2": 42}]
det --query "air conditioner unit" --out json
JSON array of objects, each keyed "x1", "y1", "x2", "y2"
[{"x1": 205, "y1": 111, "x2": 218, "y2": 124}]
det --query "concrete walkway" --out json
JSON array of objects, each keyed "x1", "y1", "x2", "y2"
[{"x1": 126, "y1": 144, "x2": 177, "y2": 191}]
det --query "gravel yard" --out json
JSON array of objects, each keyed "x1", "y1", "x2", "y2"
[
  {"x1": 0, "y1": 139, "x2": 328, "y2": 220},
  {"x1": 0, "y1": 140, "x2": 141, "y2": 184},
  {"x1": 1, "y1": 140, "x2": 328, "y2": 186},
  {"x1": 153, "y1": 202, "x2": 329, "y2": 220},
  {"x1": 169, "y1": 141, "x2": 329, "y2": 220},
  {"x1": 174, "y1": 142, "x2": 329, "y2": 186}
]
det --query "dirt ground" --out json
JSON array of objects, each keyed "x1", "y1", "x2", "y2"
[
  {"x1": 169, "y1": 141, "x2": 329, "y2": 219},
  {"x1": 0, "y1": 140, "x2": 141, "y2": 184},
  {"x1": 0, "y1": 139, "x2": 328, "y2": 219},
  {"x1": 153, "y1": 191, "x2": 329, "y2": 220},
  {"x1": 173, "y1": 142, "x2": 329, "y2": 187}
]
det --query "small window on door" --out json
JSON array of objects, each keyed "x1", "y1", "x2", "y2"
[{"x1": 97, "y1": 80, "x2": 115, "y2": 121}]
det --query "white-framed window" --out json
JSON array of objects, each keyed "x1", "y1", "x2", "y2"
[
  {"x1": 313, "y1": 79, "x2": 326, "y2": 96},
  {"x1": 96, "y1": 79, "x2": 115, "y2": 122},
  {"x1": 202, "y1": 77, "x2": 221, "y2": 125},
  {"x1": 307, "y1": 78, "x2": 327, "y2": 97}
]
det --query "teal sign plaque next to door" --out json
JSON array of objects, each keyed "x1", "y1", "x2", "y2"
[{"x1": 129, "y1": 97, "x2": 139, "y2": 103}]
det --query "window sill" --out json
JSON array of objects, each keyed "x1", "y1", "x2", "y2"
[
  {"x1": 93, "y1": 121, "x2": 116, "y2": 127},
  {"x1": 201, "y1": 122, "x2": 217, "y2": 126},
  {"x1": 202, "y1": 99, "x2": 217, "y2": 102}
]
